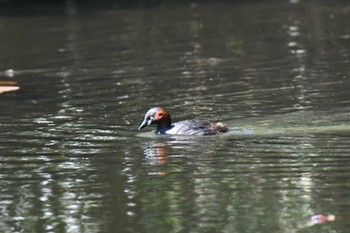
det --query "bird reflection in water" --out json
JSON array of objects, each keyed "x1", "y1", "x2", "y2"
[{"x1": 143, "y1": 143, "x2": 171, "y2": 176}]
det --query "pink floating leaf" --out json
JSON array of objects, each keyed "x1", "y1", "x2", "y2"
[{"x1": 0, "y1": 86, "x2": 20, "y2": 94}]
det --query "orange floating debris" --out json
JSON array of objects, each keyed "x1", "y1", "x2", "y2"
[{"x1": 0, "y1": 81, "x2": 18, "y2": 85}]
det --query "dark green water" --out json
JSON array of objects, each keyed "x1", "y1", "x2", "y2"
[{"x1": 0, "y1": 1, "x2": 350, "y2": 232}]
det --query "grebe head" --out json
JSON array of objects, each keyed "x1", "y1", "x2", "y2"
[{"x1": 138, "y1": 107, "x2": 171, "y2": 130}]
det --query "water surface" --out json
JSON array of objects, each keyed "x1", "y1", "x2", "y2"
[{"x1": 0, "y1": 1, "x2": 350, "y2": 232}]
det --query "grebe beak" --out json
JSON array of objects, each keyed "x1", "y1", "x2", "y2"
[{"x1": 138, "y1": 117, "x2": 153, "y2": 130}]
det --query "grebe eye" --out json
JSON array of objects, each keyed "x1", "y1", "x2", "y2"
[{"x1": 146, "y1": 116, "x2": 154, "y2": 125}]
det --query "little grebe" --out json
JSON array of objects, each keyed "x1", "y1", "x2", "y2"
[{"x1": 138, "y1": 107, "x2": 228, "y2": 135}]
